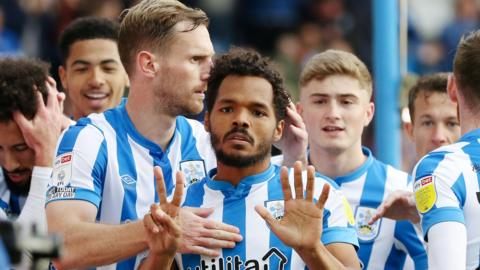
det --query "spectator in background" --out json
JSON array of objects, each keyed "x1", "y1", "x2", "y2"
[
  {"x1": 58, "y1": 16, "x2": 129, "y2": 120},
  {"x1": 0, "y1": 6, "x2": 20, "y2": 55}
]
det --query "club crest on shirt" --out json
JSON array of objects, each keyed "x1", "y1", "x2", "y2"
[
  {"x1": 355, "y1": 206, "x2": 381, "y2": 242},
  {"x1": 179, "y1": 160, "x2": 206, "y2": 186},
  {"x1": 414, "y1": 175, "x2": 437, "y2": 213},
  {"x1": 265, "y1": 200, "x2": 285, "y2": 220},
  {"x1": 52, "y1": 152, "x2": 73, "y2": 186}
]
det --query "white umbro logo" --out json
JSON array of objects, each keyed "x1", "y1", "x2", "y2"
[{"x1": 121, "y1": 175, "x2": 136, "y2": 185}]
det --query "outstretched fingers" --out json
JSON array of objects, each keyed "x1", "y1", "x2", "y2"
[
  {"x1": 280, "y1": 166, "x2": 293, "y2": 201},
  {"x1": 305, "y1": 165, "x2": 315, "y2": 201},
  {"x1": 154, "y1": 166, "x2": 168, "y2": 205},
  {"x1": 316, "y1": 184, "x2": 330, "y2": 210},
  {"x1": 293, "y1": 161, "x2": 304, "y2": 199}
]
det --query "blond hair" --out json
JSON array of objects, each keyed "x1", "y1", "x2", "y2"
[
  {"x1": 299, "y1": 50, "x2": 372, "y2": 97},
  {"x1": 118, "y1": 0, "x2": 208, "y2": 75}
]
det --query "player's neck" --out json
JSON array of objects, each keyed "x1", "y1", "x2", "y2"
[
  {"x1": 459, "y1": 106, "x2": 480, "y2": 136},
  {"x1": 309, "y1": 143, "x2": 367, "y2": 179},
  {"x1": 126, "y1": 90, "x2": 176, "y2": 151},
  {"x1": 215, "y1": 157, "x2": 271, "y2": 187}
]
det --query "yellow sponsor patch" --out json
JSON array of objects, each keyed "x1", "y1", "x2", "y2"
[
  {"x1": 414, "y1": 175, "x2": 437, "y2": 213},
  {"x1": 342, "y1": 196, "x2": 356, "y2": 226}
]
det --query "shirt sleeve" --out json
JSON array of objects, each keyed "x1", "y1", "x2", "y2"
[
  {"x1": 412, "y1": 152, "x2": 466, "y2": 241},
  {"x1": 317, "y1": 176, "x2": 359, "y2": 249},
  {"x1": 45, "y1": 122, "x2": 108, "y2": 209}
]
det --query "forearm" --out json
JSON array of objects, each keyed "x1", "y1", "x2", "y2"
[
  {"x1": 297, "y1": 244, "x2": 349, "y2": 270},
  {"x1": 427, "y1": 222, "x2": 466, "y2": 270},
  {"x1": 16, "y1": 166, "x2": 51, "y2": 232},
  {"x1": 51, "y1": 220, "x2": 148, "y2": 269}
]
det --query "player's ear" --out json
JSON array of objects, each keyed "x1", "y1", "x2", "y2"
[
  {"x1": 447, "y1": 74, "x2": 458, "y2": 103},
  {"x1": 137, "y1": 51, "x2": 159, "y2": 78},
  {"x1": 273, "y1": 119, "x2": 284, "y2": 142},
  {"x1": 404, "y1": 121, "x2": 414, "y2": 141},
  {"x1": 364, "y1": 102, "x2": 375, "y2": 127}
]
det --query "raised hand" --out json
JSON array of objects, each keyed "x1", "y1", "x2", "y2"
[
  {"x1": 255, "y1": 162, "x2": 330, "y2": 251},
  {"x1": 368, "y1": 190, "x2": 419, "y2": 225},
  {"x1": 143, "y1": 166, "x2": 184, "y2": 257},
  {"x1": 273, "y1": 102, "x2": 308, "y2": 167},
  {"x1": 13, "y1": 78, "x2": 64, "y2": 167}
]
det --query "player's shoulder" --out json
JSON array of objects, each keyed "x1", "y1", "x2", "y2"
[{"x1": 414, "y1": 142, "x2": 469, "y2": 178}]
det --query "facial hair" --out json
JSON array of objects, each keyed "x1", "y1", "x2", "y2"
[
  {"x1": 210, "y1": 127, "x2": 272, "y2": 168},
  {"x1": 2, "y1": 168, "x2": 31, "y2": 196}
]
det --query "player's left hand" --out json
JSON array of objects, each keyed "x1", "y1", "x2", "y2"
[
  {"x1": 273, "y1": 102, "x2": 308, "y2": 167},
  {"x1": 255, "y1": 161, "x2": 329, "y2": 251}
]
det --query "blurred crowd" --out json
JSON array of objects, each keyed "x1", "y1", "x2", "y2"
[{"x1": 2, "y1": 0, "x2": 478, "y2": 101}]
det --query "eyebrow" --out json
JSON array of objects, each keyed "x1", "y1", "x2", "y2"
[
  {"x1": 309, "y1": 93, "x2": 359, "y2": 99},
  {"x1": 218, "y1": 99, "x2": 270, "y2": 109},
  {"x1": 71, "y1": 59, "x2": 119, "y2": 66}
]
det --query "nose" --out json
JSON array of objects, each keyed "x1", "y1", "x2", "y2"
[
  {"x1": 201, "y1": 58, "x2": 213, "y2": 81},
  {"x1": 232, "y1": 109, "x2": 250, "y2": 128},
  {"x1": 88, "y1": 67, "x2": 105, "y2": 88},
  {"x1": 324, "y1": 101, "x2": 341, "y2": 121},
  {"x1": 431, "y1": 124, "x2": 448, "y2": 146},
  {"x1": 2, "y1": 151, "x2": 20, "y2": 172}
]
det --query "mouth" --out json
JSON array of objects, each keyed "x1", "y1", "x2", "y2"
[
  {"x1": 84, "y1": 92, "x2": 110, "y2": 100},
  {"x1": 322, "y1": 126, "x2": 345, "y2": 133},
  {"x1": 7, "y1": 171, "x2": 30, "y2": 183},
  {"x1": 225, "y1": 132, "x2": 253, "y2": 144}
]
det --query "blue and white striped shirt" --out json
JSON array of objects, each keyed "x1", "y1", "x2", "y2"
[
  {"x1": 176, "y1": 164, "x2": 359, "y2": 270},
  {"x1": 46, "y1": 103, "x2": 216, "y2": 270},
  {"x1": 413, "y1": 128, "x2": 480, "y2": 270},
  {"x1": 331, "y1": 147, "x2": 427, "y2": 270}
]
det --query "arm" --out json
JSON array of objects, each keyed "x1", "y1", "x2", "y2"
[
  {"x1": 15, "y1": 166, "x2": 51, "y2": 232},
  {"x1": 427, "y1": 222, "x2": 466, "y2": 270},
  {"x1": 13, "y1": 79, "x2": 66, "y2": 232},
  {"x1": 255, "y1": 162, "x2": 360, "y2": 270},
  {"x1": 46, "y1": 200, "x2": 148, "y2": 269}
]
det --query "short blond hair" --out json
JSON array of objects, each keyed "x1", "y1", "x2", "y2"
[
  {"x1": 118, "y1": 0, "x2": 209, "y2": 75},
  {"x1": 299, "y1": 50, "x2": 372, "y2": 98}
]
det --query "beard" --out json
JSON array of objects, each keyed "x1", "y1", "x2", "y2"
[
  {"x1": 210, "y1": 127, "x2": 272, "y2": 168},
  {"x1": 2, "y1": 168, "x2": 31, "y2": 196}
]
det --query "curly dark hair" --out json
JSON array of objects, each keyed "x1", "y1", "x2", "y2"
[
  {"x1": 0, "y1": 58, "x2": 50, "y2": 122},
  {"x1": 59, "y1": 16, "x2": 119, "y2": 65},
  {"x1": 206, "y1": 48, "x2": 291, "y2": 122}
]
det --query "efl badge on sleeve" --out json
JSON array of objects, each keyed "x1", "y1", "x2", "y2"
[
  {"x1": 179, "y1": 160, "x2": 206, "y2": 187},
  {"x1": 355, "y1": 206, "x2": 381, "y2": 242},
  {"x1": 414, "y1": 175, "x2": 437, "y2": 213},
  {"x1": 265, "y1": 200, "x2": 285, "y2": 220},
  {"x1": 52, "y1": 152, "x2": 73, "y2": 186}
]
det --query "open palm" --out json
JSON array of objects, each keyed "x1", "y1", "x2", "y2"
[{"x1": 256, "y1": 162, "x2": 330, "y2": 250}]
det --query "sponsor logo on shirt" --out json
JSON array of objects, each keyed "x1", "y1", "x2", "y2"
[
  {"x1": 52, "y1": 152, "x2": 73, "y2": 186},
  {"x1": 185, "y1": 247, "x2": 287, "y2": 270},
  {"x1": 47, "y1": 186, "x2": 76, "y2": 201},
  {"x1": 355, "y1": 206, "x2": 381, "y2": 242},
  {"x1": 414, "y1": 175, "x2": 437, "y2": 213},
  {"x1": 179, "y1": 160, "x2": 206, "y2": 186}
]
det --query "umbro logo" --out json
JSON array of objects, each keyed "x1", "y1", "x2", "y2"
[{"x1": 121, "y1": 175, "x2": 136, "y2": 185}]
